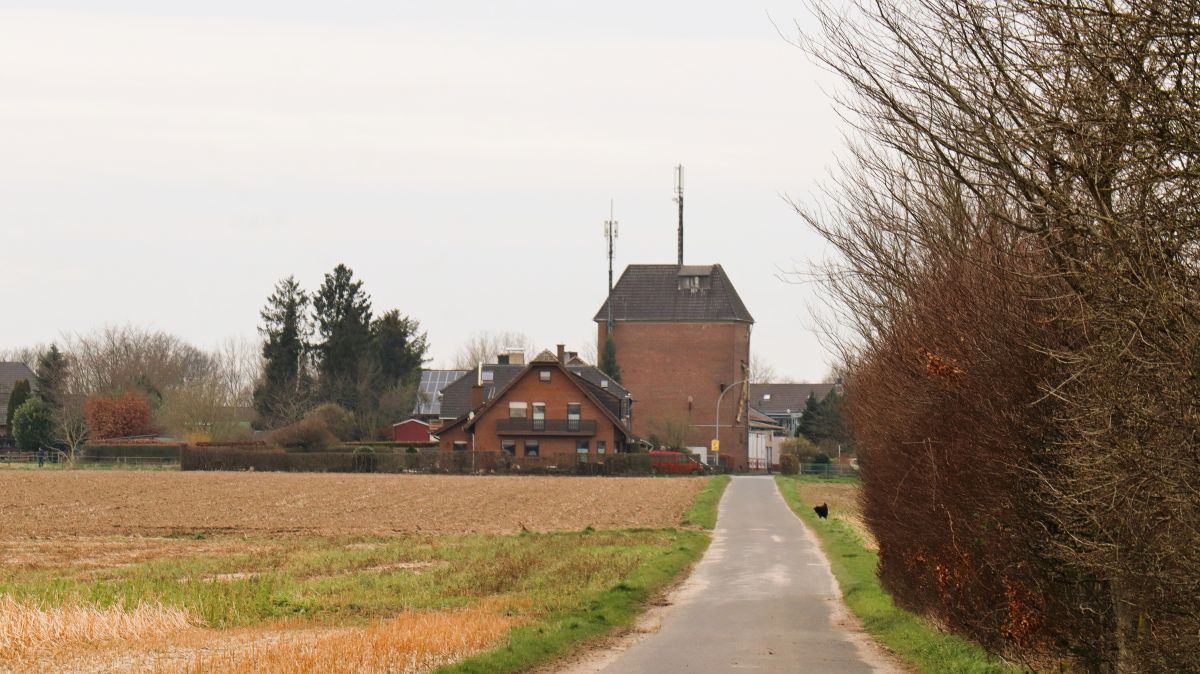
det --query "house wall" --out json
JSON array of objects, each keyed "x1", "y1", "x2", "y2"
[
  {"x1": 438, "y1": 362, "x2": 622, "y2": 460},
  {"x1": 598, "y1": 320, "x2": 751, "y2": 471},
  {"x1": 392, "y1": 421, "x2": 431, "y2": 442}
]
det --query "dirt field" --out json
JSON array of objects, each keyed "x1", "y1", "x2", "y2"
[{"x1": 0, "y1": 471, "x2": 706, "y2": 536}]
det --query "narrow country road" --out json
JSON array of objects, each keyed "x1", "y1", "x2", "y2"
[{"x1": 588, "y1": 476, "x2": 884, "y2": 673}]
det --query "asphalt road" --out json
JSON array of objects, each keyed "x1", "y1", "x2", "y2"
[{"x1": 596, "y1": 475, "x2": 881, "y2": 673}]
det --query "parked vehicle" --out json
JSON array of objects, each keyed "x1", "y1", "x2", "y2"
[{"x1": 648, "y1": 450, "x2": 708, "y2": 475}]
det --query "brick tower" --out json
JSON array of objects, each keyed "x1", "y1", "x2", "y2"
[{"x1": 594, "y1": 264, "x2": 754, "y2": 471}]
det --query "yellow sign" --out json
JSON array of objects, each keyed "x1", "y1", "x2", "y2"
[{"x1": 711, "y1": 439, "x2": 720, "y2": 453}]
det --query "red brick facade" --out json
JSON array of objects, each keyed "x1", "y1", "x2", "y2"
[
  {"x1": 599, "y1": 320, "x2": 751, "y2": 471},
  {"x1": 437, "y1": 359, "x2": 629, "y2": 461}
]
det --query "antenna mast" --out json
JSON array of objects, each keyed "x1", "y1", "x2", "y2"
[
  {"x1": 604, "y1": 199, "x2": 618, "y2": 333},
  {"x1": 674, "y1": 165, "x2": 684, "y2": 266}
]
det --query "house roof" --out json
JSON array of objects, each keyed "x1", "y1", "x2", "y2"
[
  {"x1": 748, "y1": 383, "x2": 840, "y2": 416},
  {"x1": 392, "y1": 418, "x2": 430, "y2": 428},
  {"x1": 593, "y1": 264, "x2": 754, "y2": 324},
  {"x1": 749, "y1": 406, "x2": 786, "y2": 431},
  {"x1": 438, "y1": 362, "x2": 630, "y2": 420},
  {"x1": 414, "y1": 369, "x2": 468, "y2": 416},
  {"x1": 0, "y1": 362, "x2": 37, "y2": 423}
]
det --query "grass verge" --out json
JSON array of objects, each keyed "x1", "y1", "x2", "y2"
[
  {"x1": 774, "y1": 475, "x2": 1020, "y2": 674},
  {"x1": 440, "y1": 475, "x2": 728, "y2": 674}
]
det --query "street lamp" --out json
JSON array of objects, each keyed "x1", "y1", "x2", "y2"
[{"x1": 714, "y1": 378, "x2": 748, "y2": 472}]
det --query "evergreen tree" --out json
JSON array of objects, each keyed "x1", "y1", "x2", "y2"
[
  {"x1": 796, "y1": 391, "x2": 821, "y2": 440},
  {"x1": 372, "y1": 310, "x2": 428, "y2": 388},
  {"x1": 35, "y1": 344, "x2": 68, "y2": 409},
  {"x1": 253, "y1": 276, "x2": 312, "y2": 426},
  {"x1": 312, "y1": 264, "x2": 373, "y2": 410},
  {"x1": 6, "y1": 379, "x2": 32, "y2": 430},
  {"x1": 12, "y1": 396, "x2": 54, "y2": 450},
  {"x1": 599, "y1": 334, "x2": 622, "y2": 383}
]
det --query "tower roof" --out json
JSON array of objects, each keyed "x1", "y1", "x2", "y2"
[{"x1": 593, "y1": 264, "x2": 754, "y2": 324}]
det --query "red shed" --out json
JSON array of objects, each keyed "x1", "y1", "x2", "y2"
[{"x1": 392, "y1": 418, "x2": 431, "y2": 442}]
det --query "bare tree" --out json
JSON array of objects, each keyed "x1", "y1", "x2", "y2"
[
  {"x1": 800, "y1": 0, "x2": 1200, "y2": 670},
  {"x1": 452, "y1": 331, "x2": 536, "y2": 369},
  {"x1": 748, "y1": 355, "x2": 778, "y2": 383}
]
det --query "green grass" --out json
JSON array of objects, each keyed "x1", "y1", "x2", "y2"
[
  {"x1": 683, "y1": 474, "x2": 730, "y2": 529},
  {"x1": 774, "y1": 475, "x2": 1020, "y2": 674},
  {"x1": 441, "y1": 474, "x2": 729, "y2": 674}
]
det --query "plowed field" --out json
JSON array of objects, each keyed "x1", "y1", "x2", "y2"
[{"x1": 0, "y1": 471, "x2": 705, "y2": 536}]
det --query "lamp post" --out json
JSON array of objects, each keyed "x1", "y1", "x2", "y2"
[{"x1": 714, "y1": 378, "x2": 748, "y2": 472}]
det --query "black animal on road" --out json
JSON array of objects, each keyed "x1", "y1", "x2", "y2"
[{"x1": 813, "y1": 503, "x2": 829, "y2": 519}]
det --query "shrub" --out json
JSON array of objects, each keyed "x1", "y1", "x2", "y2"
[
  {"x1": 268, "y1": 417, "x2": 337, "y2": 451},
  {"x1": 84, "y1": 392, "x2": 153, "y2": 439},
  {"x1": 779, "y1": 454, "x2": 799, "y2": 475},
  {"x1": 82, "y1": 444, "x2": 183, "y2": 460},
  {"x1": 303, "y1": 403, "x2": 354, "y2": 441},
  {"x1": 12, "y1": 398, "x2": 54, "y2": 451}
]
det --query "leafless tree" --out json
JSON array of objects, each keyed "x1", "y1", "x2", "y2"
[
  {"x1": 748, "y1": 354, "x2": 778, "y2": 383},
  {"x1": 452, "y1": 331, "x2": 536, "y2": 369},
  {"x1": 801, "y1": 0, "x2": 1200, "y2": 670}
]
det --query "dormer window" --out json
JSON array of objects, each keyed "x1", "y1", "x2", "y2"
[
  {"x1": 678, "y1": 275, "x2": 710, "y2": 290},
  {"x1": 481, "y1": 370, "x2": 494, "y2": 382},
  {"x1": 763, "y1": 393, "x2": 771, "y2": 400},
  {"x1": 600, "y1": 379, "x2": 609, "y2": 389}
]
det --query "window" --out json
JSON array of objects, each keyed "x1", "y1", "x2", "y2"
[
  {"x1": 597, "y1": 441, "x2": 606, "y2": 455},
  {"x1": 501, "y1": 439, "x2": 516, "y2": 456},
  {"x1": 532, "y1": 403, "x2": 545, "y2": 431},
  {"x1": 523, "y1": 439, "x2": 539, "y2": 457},
  {"x1": 576, "y1": 439, "x2": 589, "y2": 462},
  {"x1": 567, "y1": 403, "x2": 581, "y2": 431},
  {"x1": 600, "y1": 379, "x2": 609, "y2": 389},
  {"x1": 452, "y1": 441, "x2": 468, "y2": 452},
  {"x1": 539, "y1": 370, "x2": 551, "y2": 382},
  {"x1": 509, "y1": 401, "x2": 527, "y2": 419},
  {"x1": 762, "y1": 393, "x2": 771, "y2": 400},
  {"x1": 677, "y1": 275, "x2": 711, "y2": 290},
  {"x1": 481, "y1": 369, "x2": 494, "y2": 382}
]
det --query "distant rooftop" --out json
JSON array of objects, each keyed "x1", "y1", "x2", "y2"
[
  {"x1": 749, "y1": 383, "x2": 840, "y2": 416},
  {"x1": 593, "y1": 264, "x2": 753, "y2": 324}
]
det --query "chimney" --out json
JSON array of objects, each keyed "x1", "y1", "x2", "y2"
[
  {"x1": 507, "y1": 349, "x2": 525, "y2": 366},
  {"x1": 497, "y1": 354, "x2": 509, "y2": 365},
  {"x1": 556, "y1": 344, "x2": 566, "y2": 363}
]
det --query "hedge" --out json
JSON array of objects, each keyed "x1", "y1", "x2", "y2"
[{"x1": 83, "y1": 444, "x2": 184, "y2": 460}]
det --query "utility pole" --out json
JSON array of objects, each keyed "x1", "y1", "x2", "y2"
[
  {"x1": 604, "y1": 200, "x2": 618, "y2": 334},
  {"x1": 674, "y1": 164, "x2": 684, "y2": 266}
]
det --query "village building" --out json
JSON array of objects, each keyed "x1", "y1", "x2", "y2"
[
  {"x1": 594, "y1": 264, "x2": 754, "y2": 471},
  {"x1": 435, "y1": 348, "x2": 634, "y2": 461},
  {"x1": 748, "y1": 382, "x2": 842, "y2": 438}
]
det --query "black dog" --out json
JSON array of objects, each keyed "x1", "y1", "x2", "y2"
[{"x1": 813, "y1": 503, "x2": 829, "y2": 519}]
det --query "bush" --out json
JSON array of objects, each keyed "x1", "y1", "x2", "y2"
[
  {"x1": 83, "y1": 444, "x2": 183, "y2": 460},
  {"x1": 12, "y1": 397, "x2": 54, "y2": 450},
  {"x1": 84, "y1": 392, "x2": 153, "y2": 439},
  {"x1": 779, "y1": 454, "x2": 799, "y2": 475},
  {"x1": 781, "y1": 437, "x2": 820, "y2": 462},
  {"x1": 268, "y1": 417, "x2": 337, "y2": 451},
  {"x1": 303, "y1": 403, "x2": 354, "y2": 441}
]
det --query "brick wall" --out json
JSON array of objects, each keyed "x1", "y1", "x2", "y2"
[{"x1": 599, "y1": 320, "x2": 752, "y2": 471}]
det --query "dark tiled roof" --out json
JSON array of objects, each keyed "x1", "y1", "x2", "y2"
[
  {"x1": 438, "y1": 363, "x2": 631, "y2": 420},
  {"x1": 0, "y1": 362, "x2": 36, "y2": 424},
  {"x1": 593, "y1": 264, "x2": 754, "y2": 324},
  {"x1": 748, "y1": 383, "x2": 839, "y2": 416}
]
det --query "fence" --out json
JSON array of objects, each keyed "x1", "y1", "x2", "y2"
[
  {"x1": 0, "y1": 451, "x2": 179, "y2": 468},
  {"x1": 181, "y1": 447, "x2": 677, "y2": 476},
  {"x1": 797, "y1": 462, "x2": 859, "y2": 478}
]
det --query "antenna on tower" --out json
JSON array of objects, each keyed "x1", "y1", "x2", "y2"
[
  {"x1": 674, "y1": 164, "x2": 684, "y2": 266},
  {"x1": 604, "y1": 199, "x2": 618, "y2": 333}
]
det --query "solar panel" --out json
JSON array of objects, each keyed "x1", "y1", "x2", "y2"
[{"x1": 414, "y1": 370, "x2": 468, "y2": 416}]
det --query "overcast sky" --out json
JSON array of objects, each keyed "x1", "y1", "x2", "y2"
[{"x1": 0, "y1": 2, "x2": 845, "y2": 381}]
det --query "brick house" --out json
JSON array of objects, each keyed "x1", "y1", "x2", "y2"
[
  {"x1": 435, "y1": 348, "x2": 634, "y2": 461},
  {"x1": 595, "y1": 264, "x2": 754, "y2": 471}
]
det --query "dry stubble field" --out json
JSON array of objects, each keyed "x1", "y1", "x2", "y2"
[{"x1": 0, "y1": 471, "x2": 708, "y2": 674}]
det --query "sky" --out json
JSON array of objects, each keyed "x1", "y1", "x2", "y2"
[{"x1": 0, "y1": 1, "x2": 847, "y2": 382}]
